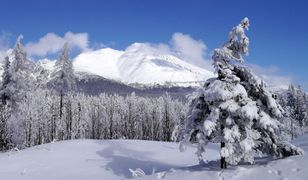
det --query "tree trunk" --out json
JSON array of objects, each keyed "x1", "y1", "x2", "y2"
[
  {"x1": 221, "y1": 124, "x2": 227, "y2": 169},
  {"x1": 220, "y1": 141, "x2": 227, "y2": 169},
  {"x1": 291, "y1": 118, "x2": 294, "y2": 140},
  {"x1": 60, "y1": 93, "x2": 63, "y2": 119}
]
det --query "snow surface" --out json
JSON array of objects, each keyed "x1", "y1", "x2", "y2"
[
  {"x1": 0, "y1": 140, "x2": 218, "y2": 180},
  {"x1": 0, "y1": 135, "x2": 307, "y2": 180}
]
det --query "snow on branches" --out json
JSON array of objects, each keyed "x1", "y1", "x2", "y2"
[{"x1": 179, "y1": 18, "x2": 303, "y2": 168}]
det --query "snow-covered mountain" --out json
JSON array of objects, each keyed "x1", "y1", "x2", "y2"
[
  {"x1": 73, "y1": 43, "x2": 215, "y2": 87},
  {"x1": 1, "y1": 44, "x2": 215, "y2": 88}
]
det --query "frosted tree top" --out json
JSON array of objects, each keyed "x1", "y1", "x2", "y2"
[{"x1": 213, "y1": 17, "x2": 250, "y2": 75}]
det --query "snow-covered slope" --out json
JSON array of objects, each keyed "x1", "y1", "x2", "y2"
[
  {"x1": 73, "y1": 44, "x2": 215, "y2": 86},
  {"x1": 0, "y1": 135, "x2": 307, "y2": 180},
  {"x1": 74, "y1": 48, "x2": 124, "y2": 81}
]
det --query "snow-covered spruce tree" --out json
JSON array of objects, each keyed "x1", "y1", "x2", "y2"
[
  {"x1": 179, "y1": 18, "x2": 302, "y2": 169},
  {"x1": 49, "y1": 42, "x2": 76, "y2": 96},
  {"x1": 0, "y1": 36, "x2": 36, "y2": 148},
  {"x1": 0, "y1": 35, "x2": 34, "y2": 107},
  {"x1": 294, "y1": 85, "x2": 308, "y2": 127},
  {"x1": 48, "y1": 43, "x2": 76, "y2": 139}
]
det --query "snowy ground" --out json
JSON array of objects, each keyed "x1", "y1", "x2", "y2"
[{"x1": 0, "y1": 135, "x2": 307, "y2": 180}]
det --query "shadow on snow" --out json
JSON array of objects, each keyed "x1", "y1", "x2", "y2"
[
  {"x1": 95, "y1": 140, "x2": 182, "y2": 178},
  {"x1": 94, "y1": 140, "x2": 279, "y2": 178}
]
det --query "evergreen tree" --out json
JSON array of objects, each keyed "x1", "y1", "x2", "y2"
[
  {"x1": 295, "y1": 86, "x2": 307, "y2": 126},
  {"x1": 179, "y1": 18, "x2": 302, "y2": 169},
  {"x1": 50, "y1": 43, "x2": 76, "y2": 94},
  {"x1": 278, "y1": 85, "x2": 303, "y2": 140},
  {"x1": 0, "y1": 35, "x2": 34, "y2": 107},
  {"x1": 49, "y1": 43, "x2": 76, "y2": 124}
]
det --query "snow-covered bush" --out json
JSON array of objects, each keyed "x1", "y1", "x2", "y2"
[{"x1": 179, "y1": 18, "x2": 303, "y2": 168}]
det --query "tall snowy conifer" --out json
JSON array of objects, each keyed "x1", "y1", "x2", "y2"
[
  {"x1": 0, "y1": 35, "x2": 34, "y2": 107},
  {"x1": 49, "y1": 43, "x2": 76, "y2": 119},
  {"x1": 179, "y1": 18, "x2": 302, "y2": 169}
]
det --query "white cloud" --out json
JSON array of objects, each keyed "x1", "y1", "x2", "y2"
[
  {"x1": 0, "y1": 31, "x2": 12, "y2": 60},
  {"x1": 0, "y1": 50, "x2": 6, "y2": 61},
  {"x1": 171, "y1": 32, "x2": 211, "y2": 69},
  {"x1": 248, "y1": 64, "x2": 292, "y2": 89},
  {"x1": 124, "y1": 32, "x2": 213, "y2": 71},
  {"x1": 25, "y1": 32, "x2": 90, "y2": 57}
]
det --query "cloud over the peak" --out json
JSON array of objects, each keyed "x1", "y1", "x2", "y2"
[
  {"x1": 124, "y1": 32, "x2": 212, "y2": 71},
  {"x1": 25, "y1": 32, "x2": 90, "y2": 57},
  {"x1": 171, "y1": 32, "x2": 210, "y2": 68}
]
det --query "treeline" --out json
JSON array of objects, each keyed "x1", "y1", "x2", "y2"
[{"x1": 0, "y1": 90, "x2": 187, "y2": 150}]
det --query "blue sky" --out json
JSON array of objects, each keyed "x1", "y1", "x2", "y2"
[{"x1": 0, "y1": 0, "x2": 307, "y2": 89}]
